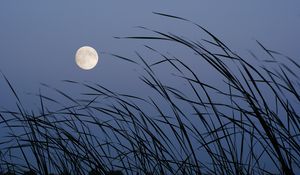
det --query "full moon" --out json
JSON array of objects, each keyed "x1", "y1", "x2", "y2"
[{"x1": 75, "y1": 46, "x2": 99, "y2": 70}]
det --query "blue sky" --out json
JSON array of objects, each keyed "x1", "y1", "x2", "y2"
[{"x1": 0, "y1": 1, "x2": 299, "y2": 107}]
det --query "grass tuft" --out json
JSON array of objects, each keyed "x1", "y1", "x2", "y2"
[{"x1": 0, "y1": 14, "x2": 299, "y2": 175}]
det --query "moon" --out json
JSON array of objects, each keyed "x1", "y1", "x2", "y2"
[{"x1": 75, "y1": 46, "x2": 99, "y2": 70}]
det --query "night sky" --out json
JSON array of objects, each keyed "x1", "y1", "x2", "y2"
[
  {"x1": 1, "y1": 1, "x2": 299, "y2": 101},
  {"x1": 0, "y1": 1, "x2": 300, "y2": 173}
]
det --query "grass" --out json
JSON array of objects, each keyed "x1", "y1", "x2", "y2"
[{"x1": 0, "y1": 13, "x2": 299, "y2": 174}]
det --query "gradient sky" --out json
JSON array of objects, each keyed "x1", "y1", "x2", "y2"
[{"x1": 0, "y1": 1, "x2": 300, "y2": 108}]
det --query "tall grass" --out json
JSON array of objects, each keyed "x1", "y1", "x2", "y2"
[{"x1": 0, "y1": 13, "x2": 299, "y2": 175}]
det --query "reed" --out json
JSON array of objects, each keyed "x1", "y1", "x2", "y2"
[{"x1": 0, "y1": 13, "x2": 299, "y2": 175}]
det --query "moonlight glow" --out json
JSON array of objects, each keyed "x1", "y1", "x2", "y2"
[{"x1": 75, "y1": 46, "x2": 99, "y2": 70}]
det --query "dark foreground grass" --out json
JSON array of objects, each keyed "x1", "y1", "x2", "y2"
[{"x1": 0, "y1": 13, "x2": 299, "y2": 175}]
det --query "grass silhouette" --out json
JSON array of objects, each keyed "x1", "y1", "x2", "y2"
[{"x1": 0, "y1": 13, "x2": 299, "y2": 175}]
